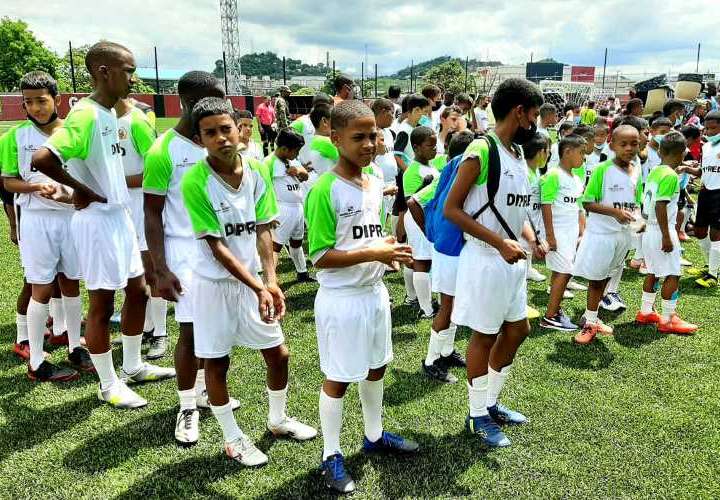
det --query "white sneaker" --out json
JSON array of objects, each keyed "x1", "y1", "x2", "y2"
[
  {"x1": 547, "y1": 286, "x2": 574, "y2": 299},
  {"x1": 527, "y1": 267, "x2": 546, "y2": 282},
  {"x1": 567, "y1": 279, "x2": 588, "y2": 291},
  {"x1": 175, "y1": 408, "x2": 200, "y2": 447},
  {"x1": 110, "y1": 311, "x2": 122, "y2": 323},
  {"x1": 680, "y1": 257, "x2": 692, "y2": 267},
  {"x1": 97, "y1": 381, "x2": 147, "y2": 409},
  {"x1": 195, "y1": 390, "x2": 241, "y2": 410},
  {"x1": 120, "y1": 362, "x2": 176, "y2": 384},
  {"x1": 146, "y1": 336, "x2": 168, "y2": 360},
  {"x1": 224, "y1": 436, "x2": 268, "y2": 467},
  {"x1": 267, "y1": 416, "x2": 318, "y2": 441}
]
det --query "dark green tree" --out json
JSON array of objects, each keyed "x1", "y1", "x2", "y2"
[{"x1": 0, "y1": 17, "x2": 60, "y2": 91}]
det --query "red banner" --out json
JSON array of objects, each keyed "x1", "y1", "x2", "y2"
[{"x1": 571, "y1": 66, "x2": 595, "y2": 82}]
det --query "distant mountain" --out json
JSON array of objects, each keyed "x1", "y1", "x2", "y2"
[
  {"x1": 215, "y1": 52, "x2": 327, "y2": 79},
  {"x1": 390, "y1": 56, "x2": 503, "y2": 78}
]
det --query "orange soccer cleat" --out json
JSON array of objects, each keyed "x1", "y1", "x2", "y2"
[
  {"x1": 657, "y1": 315, "x2": 698, "y2": 335},
  {"x1": 574, "y1": 323, "x2": 601, "y2": 345},
  {"x1": 635, "y1": 310, "x2": 661, "y2": 325}
]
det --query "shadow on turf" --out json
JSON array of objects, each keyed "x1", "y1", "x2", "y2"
[
  {"x1": 383, "y1": 367, "x2": 446, "y2": 407},
  {"x1": 613, "y1": 321, "x2": 666, "y2": 348},
  {"x1": 546, "y1": 338, "x2": 614, "y2": 371}
]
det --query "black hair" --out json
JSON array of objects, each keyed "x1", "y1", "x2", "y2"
[
  {"x1": 659, "y1": 130, "x2": 686, "y2": 156},
  {"x1": 330, "y1": 100, "x2": 374, "y2": 131},
  {"x1": 662, "y1": 99, "x2": 685, "y2": 117},
  {"x1": 562, "y1": 103, "x2": 575, "y2": 114},
  {"x1": 651, "y1": 117, "x2": 673, "y2": 129},
  {"x1": 400, "y1": 95, "x2": 411, "y2": 113},
  {"x1": 309, "y1": 103, "x2": 332, "y2": 128},
  {"x1": 455, "y1": 93, "x2": 472, "y2": 106},
  {"x1": 178, "y1": 71, "x2": 225, "y2": 116},
  {"x1": 703, "y1": 110, "x2": 720, "y2": 125},
  {"x1": 594, "y1": 123, "x2": 609, "y2": 133},
  {"x1": 312, "y1": 92, "x2": 334, "y2": 107},
  {"x1": 587, "y1": 101, "x2": 595, "y2": 108},
  {"x1": 598, "y1": 108, "x2": 610, "y2": 117},
  {"x1": 421, "y1": 84, "x2": 441, "y2": 100},
  {"x1": 191, "y1": 97, "x2": 234, "y2": 135},
  {"x1": 334, "y1": 74, "x2": 353, "y2": 93},
  {"x1": 539, "y1": 103, "x2": 557, "y2": 118},
  {"x1": 573, "y1": 124, "x2": 594, "y2": 140},
  {"x1": 20, "y1": 71, "x2": 58, "y2": 97},
  {"x1": 491, "y1": 78, "x2": 544, "y2": 120},
  {"x1": 371, "y1": 97, "x2": 394, "y2": 115},
  {"x1": 85, "y1": 41, "x2": 132, "y2": 75},
  {"x1": 616, "y1": 115, "x2": 649, "y2": 133},
  {"x1": 443, "y1": 91, "x2": 455, "y2": 106},
  {"x1": 441, "y1": 105, "x2": 462, "y2": 119},
  {"x1": 522, "y1": 132, "x2": 550, "y2": 160},
  {"x1": 387, "y1": 85, "x2": 401, "y2": 99},
  {"x1": 681, "y1": 124, "x2": 701, "y2": 140},
  {"x1": 626, "y1": 98, "x2": 643, "y2": 114},
  {"x1": 233, "y1": 109, "x2": 253, "y2": 120},
  {"x1": 276, "y1": 127, "x2": 305, "y2": 150},
  {"x1": 447, "y1": 130, "x2": 475, "y2": 158},
  {"x1": 410, "y1": 126, "x2": 435, "y2": 148},
  {"x1": 407, "y1": 94, "x2": 430, "y2": 112},
  {"x1": 559, "y1": 134, "x2": 587, "y2": 158},
  {"x1": 558, "y1": 121, "x2": 575, "y2": 135}
]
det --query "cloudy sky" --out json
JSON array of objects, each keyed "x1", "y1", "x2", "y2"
[{"x1": 5, "y1": 0, "x2": 720, "y2": 78}]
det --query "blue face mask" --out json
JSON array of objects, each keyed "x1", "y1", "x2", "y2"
[
  {"x1": 652, "y1": 134, "x2": 665, "y2": 145},
  {"x1": 706, "y1": 134, "x2": 720, "y2": 146},
  {"x1": 675, "y1": 117, "x2": 683, "y2": 127},
  {"x1": 418, "y1": 115, "x2": 432, "y2": 127}
]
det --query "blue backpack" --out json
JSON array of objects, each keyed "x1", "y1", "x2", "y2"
[{"x1": 425, "y1": 135, "x2": 518, "y2": 256}]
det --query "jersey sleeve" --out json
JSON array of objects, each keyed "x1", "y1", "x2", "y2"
[
  {"x1": 0, "y1": 129, "x2": 19, "y2": 177},
  {"x1": 130, "y1": 112, "x2": 157, "y2": 158},
  {"x1": 143, "y1": 136, "x2": 173, "y2": 194},
  {"x1": 251, "y1": 162, "x2": 279, "y2": 224},
  {"x1": 45, "y1": 106, "x2": 95, "y2": 162},
  {"x1": 402, "y1": 163, "x2": 423, "y2": 196},
  {"x1": 460, "y1": 138, "x2": 489, "y2": 186},
  {"x1": 290, "y1": 119, "x2": 304, "y2": 134},
  {"x1": 180, "y1": 164, "x2": 223, "y2": 239},
  {"x1": 393, "y1": 131, "x2": 409, "y2": 153},
  {"x1": 413, "y1": 177, "x2": 438, "y2": 207},
  {"x1": 304, "y1": 175, "x2": 337, "y2": 262},
  {"x1": 540, "y1": 170, "x2": 561, "y2": 204}
]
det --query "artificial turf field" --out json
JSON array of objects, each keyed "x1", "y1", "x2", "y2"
[{"x1": 0, "y1": 118, "x2": 719, "y2": 498}]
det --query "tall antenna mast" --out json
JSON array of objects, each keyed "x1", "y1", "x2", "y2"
[{"x1": 219, "y1": 0, "x2": 242, "y2": 93}]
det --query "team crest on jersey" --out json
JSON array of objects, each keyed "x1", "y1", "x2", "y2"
[
  {"x1": 503, "y1": 168, "x2": 515, "y2": 179},
  {"x1": 23, "y1": 144, "x2": 40, "y2": 153},
  {"x1": 608, "y1": 183, "x2": 624, "y2": 192},
  {"x1": 118, "y1": 127, "x2": 128, "y2": 140},
  {"x1": 338, "y1": 204, "x2": 362, "y2": 218},
  {"x1": 101, "y1": 125, "x2": 113, "y2": 137},
  {"x1": 215, "y1": 201, "x2": 231, "y2": 214}
]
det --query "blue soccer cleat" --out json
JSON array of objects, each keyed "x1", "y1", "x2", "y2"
[
  {"x1": 465, "y1": 414, "x2": 511, "y2": 447},
  {"x1": 488, "y1": 403, "x2": 528, "y2": 425},
  {"x1": 363, "y1": 431, "x2": 420, "y2": 454},
  {"x1": 320, "y1": 454, "x2": 355, "y2": 494}
]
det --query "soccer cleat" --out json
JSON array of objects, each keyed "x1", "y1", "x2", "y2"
[
  {"x1": 695, "y1": 273, "x2": 718, "y2": 288},
  {"x1": 321, "y1": 454, "x2": 355, "y2": 494},
  {"x1": 403, "y1": 296, "x2": 419, "y2": 308},
  {"x1": 547, "y1": 286, "x2": 574, "y2": 299},
  {"x1": 488, "y1": 403, "x2": 528, "y2": 425},
  {"x1": 527, "y1": 267, "x2": 546, "y2": 282},
  {"x1": 635, "y1": 310, "x2": 661, "y2": 325},
  {"x1": 296, "y1": 272, "x2": 316, "y2": 283},
  {"x1": 196, "y1": 390, "x2": 241, "y2": 410},
  {"x1": 362, "y1": 431, "x2": 420, "y2": 454},
  {"x1": 578, "y1": 316, "x2": 614, "y2": 335},
  {"x1": 574, "y1": 323, "x2": 600, "y2": 345},
  {"x1": 417, "y1": 308, "x2": 436, "y2": 320},
  {"x1": 120, "y1": 362, "x2": 176, "y2": 384},
  {"x1": 27, "y1": 361, "x2": 80, "y2": 382},
  {"x1": 13, "y1": 341, "x2": 48, "y2": 361},
  {"x1": 526, "y1": 305, "x2": 541, "y2": 320},
  {"x1": 567, "y1": 279, "x2": 588, "y2": 291},
  {"x1": 145, "y1": 336, "x2": 168, "y2": 360},
  {"x1": 267, "y1": 416, "x2": 317, "y2": 441},
  {"x1": 600, "y1": 292, "x2": 626, "y2": 311},
  {"x1": 97, "y1": 381, "x2": 147, "y2": 409},
  {"x1": 658, "y1": 315, "x2": 698, "y2": 335},
  {"x1": 440, "y1": 350, "x2": 467, "y2": 368},
  {"x1": 175, "y1": 408, "x2": 200, "y2": 447},
  {"x1": 422, "y1": 359, "x2": 458, "y2": 384},
  {"x1": 685, "y1": 266, "x2": 707, "y2": 277},
  {"x1": 48, "y1": 332, "x2": 69, "y2": 346},
  {"x1": 224, "y1": 436, "x2": 268, "y2": 467},
  {"x1": 68, "y1": 346, "x2": 96, "y2": 373},
  {"x1": 465, "y1": 414, "x2": 511, "y2": 447},
  {"x1": 540, "y1": 311, "x2": 579, "y2": 332}
]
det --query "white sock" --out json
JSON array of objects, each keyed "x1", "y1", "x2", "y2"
[
  {"x1": 178, "y1": 388, "x2": 197, "y2": 411},
  {"x1": 709, "y1": 241, "x2": 720, "y2": 277},
  {"x1": 289, "y1": 246, "x2": 308, "y2": 273},
  {"x1": 606, "y1": 267, "x2": 623, "y2": 294},
  {"x1": 424, "y1": 330, "x2": 442, "y2": 366},
  {"x1": 149, "y1": 297, "x2": 167, "y2": 337},
  {"x1": 143, "y1": 303, "x2": 153, "y2": 333},
  {"x1": 267, "y1": 385, "x2": 288, "y2": 426},
  {"x1": 16, "y1": 313, "x2": 28, "y2": 343},
  {"x1": 700, "y1": 236, "x2": 711, "y2": 264},
  {"x1": 211, "y1": 402, "x2": 245, "y2": 443},
  {"x1": 440, "y1": 324, "x2": 457, "y2": 357},
  {"x1": 50, "y1": 297, "x2": 65, "y2": 336},
  {"x1": 661, "y1": 299, "x2": 677, "y2": 322},
  {"x1": 403, "y1": 266, "x2": 416, "y2": 300},
  {"x1": 27, "y1": 299, "x2": 49, "y2": 371},
  {"x1": 62, "y1": 295, "x2": 82, "y2": 351},
  {"x1": 468, "y1": 376, "x2": 489, "y2": 417},
  {"x1": 584, "y1": 309, "x2": 598, "y2": 324},
  {"x1": 121, "y1": 334, "x2": 143, "y2": 374},
  {"x1": 413, "y1": 271, "x2": 433, "y2": 315},
  {"x1": 641, "y1": 291, "x2": 657, "y2": 314},
  {"x1": 633, "y1": 233, "x2": 643, "y2": 259},
  {"x1": 195, "y1": 368, "x2": 207, "y2": 395},
  {"x1": 90, "y1": 350, "x2": 118, "y2": 390},
  {"x1": 487, "y1": 365, "x2": 511, "y2": 408},
  {"x1": 359, "y1": 379, "x2": 384, "y2": 442},
  {"x1": 319, "y1": 389, "x2": 344, "y2": 460}
]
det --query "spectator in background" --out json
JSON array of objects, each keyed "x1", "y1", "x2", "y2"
[
  {"x1": 706, "y1": 82, "x2": 719, "y2": 111},
  {"x1": 684, "y1": 100, "x2": 708, "y2": 128},
  {"x1": 333, "y1": 74, "x2": 354, "y2": 104},
  {"x1": 421, "y1": 84, "x2": 443, "y2": 132},
  {"x1": 473, "y1": 95, "x2": 491, "y2": 134},
  {"x1": 275, "y1": 85, "x2": 291, "y2": 130},
  {"x1": 388, "y1": 85, "x2": 402, "y2": 120},
  {"x1": 580, "y1": 101, "x2": 597, "y2": 125},
  {"x1": 256, "y1": 95, "x2": 277, "y2": 156},
  {"x1": 625, "y1": 98, "x2": 644, "y2": 117}
]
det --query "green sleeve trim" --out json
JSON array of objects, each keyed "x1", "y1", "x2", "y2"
[
  {"x1": 0, "y1": 125, "x2": 20, "y2": 177},
  {"x1": 461, "y1": 138, "x2": 490, "y2": 186},
  {"x1": 310, "y1": 136, "x2": 339, "y2": 161},
  {"x1": 655, "y1": 168, "x2": 679, "y2": 201},
  {"x1": 143, "y1": 130, "x2": 175, "y2": 194},
  {"x1": 540, "y1": 169, "x2": 561, "y2": 204},
  {"x1": 247, "y1": 158, "x2": 279, "y2": 223},
  {"x1": 582, "y1": 160, "x2": 612, "y2": 202},
  {"x1": 304, "y1": 173, "x2": 338, "y2": 260},
  {"x1": 414, "y1": 177, "x2": 438, "y2": 206},
  {"x1": 430, "y1": 154, "x2": 448, "y2": 171},
  {"x1": 180, "y1": 161, "x2": 222, "y2": 238},
  {"x1": 290, "y1": 119, "x2": 304, "y2": 134},
  {"x1": 402, "y1": 161, "x2": 423, "y2": 196},
  {"x1": 130, "y1": 108, "x2": 157, "y2": 157},
  {"x1": 46, "y1": 102, "x2": 96, "y2": 162}
]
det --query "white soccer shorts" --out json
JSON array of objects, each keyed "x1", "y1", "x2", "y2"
[
  {"x1": 273, "y1": 202, "x2": 305, "y2": 245},
  {"x1": 165, "y1": 236, "x2": 196, "y2": 323},
  {"x1": 431, "y1": 248, "x2": 458, "y2": 296},
  {"x1": 404, "y1": 211, "x2": 432, "y2": 260},
  {"x1": 19, "y1": 209, "x2": 81, "y2": 284},
  {"x1": 642, "y1": 225, "x2": 682, "y2": 278},
  {"x1": 572, "y1": 230, "x2": 633, "y2": 281},
  {"x1": 546, "y1": 224, "x2": 580, "y2": 275},
  {"x1": 127, "y1": 189, "x2": 148, "y2": 252}
]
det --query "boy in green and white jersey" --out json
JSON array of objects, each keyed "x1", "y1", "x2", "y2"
[
  {"x1": 32, "y1": 42, "x2": 174, "y2": 408},
  {"x1": 635, "y1": 131, "x2": 698, "y2": 334},
  {"x1": 305, "y1": 101, "x2": 418, "y2": 494},
  {"x1": 522, "y1": 132, "x2": 551, "y2": 285},
  {"x1": 298, "y1": 103, "x2": 337, "y2": 189},
  {"x1": 235, "y1": 109, "x2": 264, "y2": 162},
  {"x1": 181, "y1": 97, "x2": 316, "y2": 467},
  {"x1": 290, "y1": 92, "x2": 334, "y2": 145}
]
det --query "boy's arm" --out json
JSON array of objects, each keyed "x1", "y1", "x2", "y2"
[
  {"x1": 443, "y1": 157, "x2": 526, "y2": 264},
  {"x1": 540, "y1": 172, "x2": 559, "y2": 249},
  {"x1": 3, "y1": 176, "x2": 55, "y2": 195},
  {"x1": 144, "y1": 150, "x2": 176, "y2": 299},
  {"x1": 127, "y1": 113, "x2": 157, "y2": 189},
  {"x1": 316, "y1": 239, "x2": 412, "y2": 269},
  {"x1": 655, "y1": 201, "x2": 673, "y2": 252},
  {"x1": 256, "y1": 222, "x2": 285, "y2": 320},
  {"x1": 32, "y1": 148, "x2": 106, "y2": 207},
  {"x1": 126, "y1": 174, "x2": 144, "y2": 188},
  {"x1": 541, "y1": 204, "x2": 556, "y2": 250},
  {"x1": 406, "y1": 197, "x2": 425, "y2": 234}
]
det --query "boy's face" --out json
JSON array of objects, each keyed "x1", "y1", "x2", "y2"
[
  {"x1": 22, "y1": 88, "x2": 59, "y2": 125},
  {"x1": 282, "y1": 147, "x2": 301, "y2": 161},
  {"x1": 375, "y1": 108, "x2": 394, "y2": 129},
  {"x1": 582, "y1": 138, "x2": 594, "y2": 154},
  {"x1": 414, "y1": 134, "x2": 437, "y2": 162},
  {"x1": 563, "y1": 146, "x2": 585, "y2": 169},
  {"x1": 610, "y1": 127, "x2": 640, "y2": 165},
  {"x1": 237, "y1": 118, "x2": 253, "y2": 143},
  {"x1": 331, "y1": 115, "x2": 377, "y2": 168},
  {"x1": 594, "y1": 130, "x2": 608, "y2": 146},
  {"x1": 375, "y1": 131, "x2": 385, "y2": 152},
  {"x1": 196, "y1": 113, "x2": 240, "y2": 163},
  {"x1": 317, "y1": 116, "x2": 332, "y2": 136},
  {"x1": 543, "y1": 113, "x2": 558, "y2": 127},
  {"x1": 441, "y1": 111, "x2": 460, "y2": 133},
  {"x1": 705, "y1": 119, "x2": 720, "y2": 137},
  {"x1": 639, "y1": 128, "x2": 649, "y2": 149}
]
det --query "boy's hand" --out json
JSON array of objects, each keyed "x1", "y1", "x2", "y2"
[
  {"x1": 372, "y1": 236, "x2": 413, "y2": 267},
  {"x1": 155, "y1": 269, "x2": 183, "y2": 302},
  {"x1": 384, "y1": 185, "x2": 398, "y2": 196},
  {"x1": 73, "y1": 185, "x2": 107, "y2": 210},
  {"x1": 499, "y1": 239, "x2": 527, "y2": 264},
  {"x1": 614, "y1": 209, "x2": 635, "y2": 225},
  {"x1": 662, "y1": 235, "x2": 674, "y2": 253},
  {"x1": 257, "y1": 288, "x2": 276, "y2": 324},
  {"x1": 265, "y1": 283, "x2": 286, "y2": 321},
  {"x1": 36, "y1": 183, "x2": 57, "y2": 199}
]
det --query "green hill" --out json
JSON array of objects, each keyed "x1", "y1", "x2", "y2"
[{"x1": 390, "y1": 56, "x2": 502, "y2": 78}]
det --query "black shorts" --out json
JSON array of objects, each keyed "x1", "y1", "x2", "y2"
[
  {"x1": 0, "y1": 183, "x2": 14, "y2": 206},
  {"x1": 695, "y1": 188, "x2": 720, "y2": 229}
]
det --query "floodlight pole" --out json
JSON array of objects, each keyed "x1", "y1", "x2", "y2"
[
  {"x1": 153, "y1": 46, "x2": 160, "y2": 94},
  {"x1": 222, "y1": 51, "x2": 229, "y2": 95},
  {"x1": 601, "y1": 48, "x2": 608, "y2": 89},
  {"x1": 68, "y1": 41, "x2": 77, "y2": 93},
  {"x1": 696, "y1": 43, "x2": 701, "y2": 73}
]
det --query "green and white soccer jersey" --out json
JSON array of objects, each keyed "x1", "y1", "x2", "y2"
[
  {"x1": 143, "y1": 128, "x2": 205, "y2": 238},
  {"x1": 540, "y1": 167, "x2": 583, "y2": 228},
  {"x1": 299, "y1": 135, "x2": 338, "y2": 177},
  {"x1": 305, "y1": 172, "x2": 385, "y2": 288},
  {"x1": 527, "y1": 167, "x2": 542, "y2": 236},
  {"x1": 45, "y1": 97, "x2": 129, "y2": 208},
  {"x1": 700, "y1": 140, "x2": 720, "y2": 190},
  {"x1": 362, "y1": 162, "x2": 385, "y2": 183},
  {"x1": 582, "y1": 159, "x2": 642, "y2": 234},
  {"x1": 403, "y1": 160, "x2": 439, "y2": 197},
  {"x1": 0, "y1": 121, "x2": 75, "y2": 210},
  {"x1": 290, "y1": 114, "x2": 315, "y2": 145},
  {"x1": 642, "y1": 165, "x2": 680, "y2": 227},
  {"x1": 394, "y1": 121, "x2": 414, "y2": 164},
  {"x1": 270, "y1": 155, "x2": 304, "y2": 205},
  {"x1": 181, "y1": 158, "x2": 278, "y2": 280},
  {"x1": 412, "y1": 176, "x2": 439, "y2": 207},
  {"x1": 430, "y1": 154, "x2": 448, "y2": 172}
]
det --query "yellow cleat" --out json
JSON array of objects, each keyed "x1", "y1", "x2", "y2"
[
  {"x1": 695, "y1": 273, "x2": 718, "y2": 288},
  {"x1": 526, "y1": 305, "x2": 541, "y2": 320},
  {"x1": 685, "y1": 266, "x2": 706, "y2": 277}
]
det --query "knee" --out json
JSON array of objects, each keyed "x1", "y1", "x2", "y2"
[{"x1": 266, "y1": 344, "x2": 290, "y2": 367}]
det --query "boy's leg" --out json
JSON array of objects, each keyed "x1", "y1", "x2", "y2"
[
  {"x1": 424, "y1": 293, "x2": 460, "y2": 382},
  {"x1": 466, "y1": 331, "x2": 497, "y2": 417},
  {"x1": 320, "y1": 380, "x2": 349, "y2": 460},
  {"x1": 261, "y1": 344, "x2": 289, "y2": 424},
  {"x1": 545, "y1": 272, "x2": 571, "y2": 318},
  {"x1": 658, "y1": 276, "x2": 697, "y2": 333},
  {"x1": 288, "y1": 238, "x2": 308, "y2": 276},
  {"x1": 175, "y1": 322, "x2": 199, "y2": 411},
  {"x1": 487, "y1": 319, "x2": 531, "y2": 413},
  {"x1": 57, "y1": 275, "x2": 82, "y2": 351},
  {"x1": 15, "y1": 280, "x2": 32, "y2": 350},
  {"x1": 49, "y1": 279, "x2": 66, "y2": 339},
  {"x1": 360, "y1": 366, "x2": 386, "y2": 442},
  {"x1": 584, "y1": 278, "x2": 608, "y2": 323}
]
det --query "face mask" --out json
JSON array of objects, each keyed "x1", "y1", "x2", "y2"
[
  {"x1": 512, "y1": 121, "x2": 537, "y2": 145},
  {"x1": 652, "y1": 134, "x2": 665, "y2": 145},
  {"x1": 418, "y1": 115, "x2": 432, "y2": 128},
  {"x1": 675, "y1": 118, "x2": 682, "y2": 127},
  {"x1": 27, "y1": 109, "x2": 58, "y2": 127},
  {"x1": 432, "y1": 101, "x2": 442, "y2": 112},
  {"x1": 706, "y1": 134, "x2": 720, "y2": 146}
]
